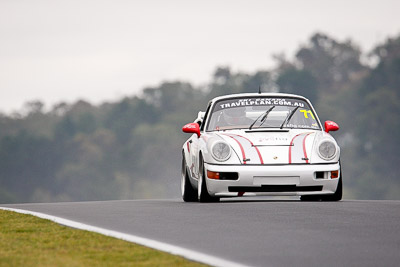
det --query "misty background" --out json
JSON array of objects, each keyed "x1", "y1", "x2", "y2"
[{"x1": 0, "y1": 1, "x2": 399, "y2": 203}]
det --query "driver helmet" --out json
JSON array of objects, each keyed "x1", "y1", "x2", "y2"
[{"x1": 223, "y1": 107, "x2": 246, "y2": 125}]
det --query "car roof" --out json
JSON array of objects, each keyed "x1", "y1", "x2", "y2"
[{"x1": 209, "y1": 93, "x2": 310, "y2": 104}]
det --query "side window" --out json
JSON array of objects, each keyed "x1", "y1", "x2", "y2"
[{"x1": 200, "y1": 103, "x2": 212, "y2": 131}]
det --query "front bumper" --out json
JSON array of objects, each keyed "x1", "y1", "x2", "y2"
[{"x1": 204, "y1": 162, "x2": 340, "y2": 197}]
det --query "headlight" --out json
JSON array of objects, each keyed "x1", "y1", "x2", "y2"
[
  {"x1": 318, "y1": 141, "x2": 336, "y2": 160},
  {"x1": 211, "y1": 141, "x2": 231, "y2": 161}
]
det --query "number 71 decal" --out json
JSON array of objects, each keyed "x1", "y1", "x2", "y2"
[{"x1": 300, "y1": 110, "x2": 315, "y2": 119}]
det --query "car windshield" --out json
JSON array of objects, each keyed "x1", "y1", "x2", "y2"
[{"x1": 206, "y1": 97, "x2": 320, "y2": 131}]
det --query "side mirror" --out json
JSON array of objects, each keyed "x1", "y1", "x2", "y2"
[
  {"x1": 182, "y1": 123, "x2": 200, "y2": 137},
  {"x1": 324, "y1": 120, "x2": 339, "y2": 133}
]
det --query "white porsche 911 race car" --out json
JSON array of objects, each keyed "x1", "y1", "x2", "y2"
[{"x1": 181, "y1": 93, "x2": 342, "y2": 202}]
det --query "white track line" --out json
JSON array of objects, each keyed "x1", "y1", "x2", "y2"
[{"x1": 0, "y1": 207, "x2": 249, "y2": 267}]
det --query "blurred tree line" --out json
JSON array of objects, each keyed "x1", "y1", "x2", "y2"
[{"x1": 0, "y1": 32, "x2": 399, "y2": 203}]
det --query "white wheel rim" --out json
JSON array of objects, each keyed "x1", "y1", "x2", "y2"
[
  {"x1": 181, "y1": 170, "x2": 185, "y2": 198},
  {"x1": 198, "y1": 170, "x2": 202, "y2": 199}
]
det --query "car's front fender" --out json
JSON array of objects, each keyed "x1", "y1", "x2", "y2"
[{"x1": 199, "y1": 133, "x2": 242, "y2": 165}]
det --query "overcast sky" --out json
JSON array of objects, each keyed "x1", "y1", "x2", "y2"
[{"x1": 1, "y1": 0, "x2": 399, "y2": 113}]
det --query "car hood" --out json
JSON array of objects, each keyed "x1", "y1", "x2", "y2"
[{"x1": 213, "y1": 129, "x2": 319, "y2": 164}]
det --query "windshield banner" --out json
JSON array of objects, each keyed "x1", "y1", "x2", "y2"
[{"x1": 214, "y1": 98, "x2": 306, "y2": 112}]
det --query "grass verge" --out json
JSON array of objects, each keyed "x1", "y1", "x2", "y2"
[{"x1": 0, "y1": 210, "x2": 206, "y2": 266}]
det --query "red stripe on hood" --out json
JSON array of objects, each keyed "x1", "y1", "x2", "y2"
[
  {"x1": 229, "y1": 134, "x2": 264, "y2": 164},
  {"x1": 226, "y1": 135, "x2": 246, "y2": 164},
  {"x1": 302, "y1": 133, "x2": 313, "y2": 164},
  {"x1": 289, "y1": 133, "x2": 303, "y2": 164}
]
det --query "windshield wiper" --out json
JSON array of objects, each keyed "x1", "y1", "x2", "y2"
[
  {"x1": 249, "y1": 106, "x2": 275, "y2": 130},
  {"x1": 280, "y1": 106, "x2": 300, "y2": 129}
]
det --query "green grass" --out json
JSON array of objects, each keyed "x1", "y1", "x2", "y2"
[{"x1": 0, "y1": 210, "x2": 207, "y2": 267}]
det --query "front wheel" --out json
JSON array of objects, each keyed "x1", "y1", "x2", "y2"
[
  {"x1": 322, "y1": 176, "x2": 342, "y2": 201},
  {"x1": 198, "y1": 161, "x2": 220, "y2": 203},
  {"x1": 301, "y1": 168, "x2": 343, "y2": 202}
]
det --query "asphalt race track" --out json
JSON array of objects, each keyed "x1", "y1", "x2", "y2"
[{"x1": 2, "y1": 199, "x2": 400, "y2": 267}]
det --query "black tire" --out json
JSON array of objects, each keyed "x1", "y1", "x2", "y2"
[
  {"x1": 181, "y1": 156, "x2": 198, "y2": 202},
  {"x1": 301, "y1": 167, "x2": 343, "y2": 202},
  {"x1": 321, "y1": 175, "x2": 342, "y2": 201},
  {"x1": 198, "y1": 160, "x2": 220, "y2": 203}
]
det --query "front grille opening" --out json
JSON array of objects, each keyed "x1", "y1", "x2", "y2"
[
  {"x1": 315, "y1": 171, "x2": 325, "y2": 179},
  {"x1": 220, "y1": 172, "x2": 239, "y2": 180}
]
